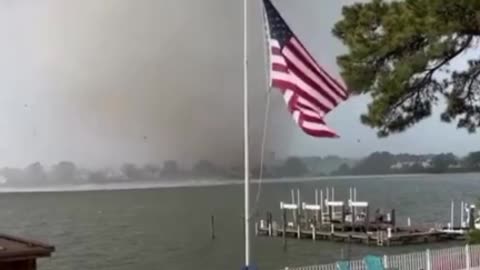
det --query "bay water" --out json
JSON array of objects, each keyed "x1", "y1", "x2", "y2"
[{"x1": 1, "y1": 173, "x2": 479, "y2": 270}]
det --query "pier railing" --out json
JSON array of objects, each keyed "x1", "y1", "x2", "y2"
[{"x1": 284, "y1": 244, "x2": 480, "y2": 270}]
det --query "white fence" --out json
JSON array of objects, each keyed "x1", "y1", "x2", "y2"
[{"x1": 284, "y1": 244, "x2": 480, "y2": 270}]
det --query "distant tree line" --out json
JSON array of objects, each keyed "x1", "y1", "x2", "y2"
[
  {"x1": 2, "y1": 151, "x2": 480, "y2": 186},
  {"x1": 331, "y1": 151, "x2": 480, "y2": 176}
]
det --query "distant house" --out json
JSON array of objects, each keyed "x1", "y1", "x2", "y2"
[
  {"x1": 448, "y1": 163, "x2": 463, "y2": 169},
  {"x1": 390, "y1": 161, "x2": 416, "y2": 169},
  {"x1": 75, "y1": 169, "x2": 90, "y2": 182},
  {"x1": 390, "y1": 162, "x2": 403, "y2": 169},
  {"x1": 104, "y1": 168, "x2": 128, "y2": 181},
  {"x1": 0, "y1": 175, "x2": 7, "y2": 185},
  {"x1": 421, "y1": 160, "x2": 433, "y2": 168}
]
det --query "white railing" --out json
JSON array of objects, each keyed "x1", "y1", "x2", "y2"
[{"x1": 284, "y1": 244, "x2": 480, "y2": 270}]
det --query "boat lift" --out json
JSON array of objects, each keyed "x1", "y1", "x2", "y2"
[{"x1": 301, "y1": 189, "x2": 323, "y2": 225}]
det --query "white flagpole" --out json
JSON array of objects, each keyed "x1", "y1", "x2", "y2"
[{"x1": 243, "y1": 0, "x2": 251, "y2": 268}]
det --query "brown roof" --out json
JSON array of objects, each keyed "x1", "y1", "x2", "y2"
[{"x1": 0, "y1": 234, "x2": 54, "y2": 262}]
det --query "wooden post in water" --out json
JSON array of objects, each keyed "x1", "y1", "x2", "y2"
[
  {"x1": 352, "y1": 202, "x2": 357, "y2": 224},
  {"x1": 451, "y1": 200, "x2": 455, "y2": 229},
  {"x1": 314, "y1": 189, "x2": 319, "y2": 225},
  {"x1": 349, "y1": 187, "x2": 353, "y2": 217},
  {"x1": 267, "y1": 212, "x2": 273, "y2": 236},
  {"x1": 312, "y1": 224, "x2": 316, "y2": 241},
  {"x1": 302, "y1": 203, "x2": 309, "y2": 224},
  {"x1": 341, "y1": 204, "x2": 347, "y2": 231},
  {"x1": 320, "y1": 190, "x2": 324, "y2": 224},
  {"x1": 469, "y1": 205, "x2": 475, "y2": 230},
  {"x1": 291, "y1": 189, "x2": 297, "y2": 224},
  {"x1": 282, "y1": 208, "x2": 287, "y2": 251},
  {"x1": 297, "y1": 189, "x2": 301, "y2": 218},
  {"x1": 210, "y1": 215, "x2": 216, "y2": 240},
  {"x1": 328, "y1": 205, "x2": 333, "y2": 224},
  {"x1": 391, "y1": 209, "x2": 396, "y2": 229},
  {"x1": 365, "y1": 206, "x2": 370, "y2": 232}
]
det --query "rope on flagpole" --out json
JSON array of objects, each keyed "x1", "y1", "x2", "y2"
[
  {"x1": 250, "y1": 0, "x2": 273, "y2": 220},
  {"x1": 250, "y1": 92, "x2": 271, "y2": 219}
]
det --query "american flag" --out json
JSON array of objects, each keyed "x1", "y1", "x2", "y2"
[{"x1": 263, "y1": 0, "x2": 348, "y2": 138}]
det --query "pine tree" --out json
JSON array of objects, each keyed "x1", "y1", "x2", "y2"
[{"x1": 333, "y1": 0, "x2": 480, "y2": 136}]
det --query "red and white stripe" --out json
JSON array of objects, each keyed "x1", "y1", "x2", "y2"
[{"x1": 269, "y1": 37, "x2": 348, "y2": 138}]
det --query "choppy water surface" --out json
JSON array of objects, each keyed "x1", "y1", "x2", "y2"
[{"x1": 1, "y1": 173, "x2": 478, "y2": 270}]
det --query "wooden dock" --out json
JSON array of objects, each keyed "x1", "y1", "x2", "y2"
[
  {"x1": 256, "y1": 222, "x2": 465, "y2": 246},
  {"x1": 255, "y1": 187, "x2": 471, "y2": 246}
]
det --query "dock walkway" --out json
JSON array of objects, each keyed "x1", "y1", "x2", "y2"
[{"x1": 256, "y1": 222, "x2": 465, "y2": 246}]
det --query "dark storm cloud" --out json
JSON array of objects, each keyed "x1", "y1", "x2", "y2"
[{"x1": 0, "y1": 0, "x2": 293, "y2": 167}]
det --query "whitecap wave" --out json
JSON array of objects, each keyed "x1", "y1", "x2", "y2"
[{"x1": 0, "y1": 173, "x2": 434, "y2": 193}]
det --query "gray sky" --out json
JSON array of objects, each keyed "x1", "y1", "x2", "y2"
[{"x1": 0, "y1": 0, "x2": 478, "y2": 169}]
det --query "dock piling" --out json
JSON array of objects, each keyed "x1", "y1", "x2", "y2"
[
  {"x1": 451, "y1": 200, "x2": 455, "y2": 229},
  {"x1": 282, "y1": 208, "x2": 287, "y2": 251},
  {"x1": 311, "y1": 224, "x2": 316, "y2": 241},
  {"x1": 328, "y1": 205, "x2": 333, "y2": 223},
  {"x1": 291, "y1": 190, "x2": 297, "y2": 224},
  {"x1": 349, "y1": 187, "x2": 353, "y2": 214},
  {"x1": 391, "y1": 209, "x2": 396, "y2": 229},
  {"x1": 297, "y1": 189, "x2": 301, "y2": 216},
  {"x1": 352, "y1": 202, "x2": 356, "y2": 225},
  {"x1": 210, "y1": 215, "x2": 215, "y2": 240},
  {"x1": 267, "y1": 211, "x2": 273, "y2": 236},
  {"x1": 469, "y1": 204, "x2": 475, "y2": 229},
  {"x1": 320, "y1": 190, "x2": 324, "y2": 223},
  {"x1": 314, "y1": 189, "x2": 320, "y2": 224},
  {"x1": 267, "y1": 212, "x2": 273, "y2": 236},
  {"x1": 365, "y1": 206, "x2": 370, "y2": 232}
]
